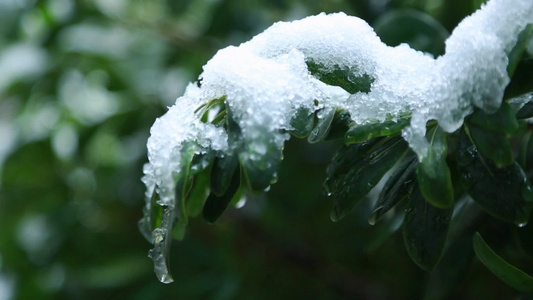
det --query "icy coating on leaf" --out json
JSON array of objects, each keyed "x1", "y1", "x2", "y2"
[{"x1": 143, "y1": 0, "x2": 533, "y2": 283}]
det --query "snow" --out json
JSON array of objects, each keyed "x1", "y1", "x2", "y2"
[{"x1": 143, "y1": 0, "x2": 533, "y2": 282}]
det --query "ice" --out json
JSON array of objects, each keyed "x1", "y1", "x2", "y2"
[{"x1": 143, "y1": 0, "x2": 533, "y2": 282}]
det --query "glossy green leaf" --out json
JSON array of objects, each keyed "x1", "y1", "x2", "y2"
[
  {"x1": 505, "y1": 58, "x2": 533, "y2": 100},
  {"x1": 210, "y1": 153, "x2": 239, "y2": 196},
  {"x1": 195, "y1": 95, "x2": 226, "y2": 123},
  {"x1": 370, "y1": 155, "x2": 417, "y2": 225},
  {"x1": 473, "y1": 232, "x2": 533, "y2": 292},
  {"x1": 290, "y1": 106, "x2": 315, "y2": 138},
  {"x1": 189, "y1": 151, "x2": 215, "y2": 175},
  {"x1": 519, "y1": 130, "x2": 533, "y2": 175},
  {"x1": 373, "y1": 9, "x2": 449, "y2": 56},
  {"x1": 240, "y1": 148, "x2": 281, "y2": 192},
  {"x1": 203, "y1": 166, "x2": 241, "y2": 223},
  {"x1": 224, "y1": 102, "x2": 281, "y2": 192},
  {"x1": 403, "y1": 187, "x2": 453, "y2": 271},
  {"x1": 308, "y1": 106, "x2": 336, "y2": 143},
  {"x1": 507, "y1": 24, "x2": 533, "y2": 77},
  {"x1": 366, "y1": 206, "x2": 405, "y2": 253},
  {"x1": 138, "y1": 190, "x2": 163, "y2": 242},
  {"x1": 516, "y1": 100, "x2": 533, "y2": 120},
  {"x1": 330, "y1": 136, "x2": 409, "y2": 221},
  {"x1": 306, "y1": 60, "x2": 374, "y2": 94},
  {"x1": 467, "y1": 125, "x2": 514, "y2": 167},
  {"x1": 457, "y1": 131, "x2": 533, "y2": 225},
  {"x1": 325, "y1": 137, "x2": 384, "y2": 191},
  {"x1": 174, "y1": 142, "x2": 198, "y2": 223},
  {"x1": 186, "y1": 170, "x2": 210, "y2": 217},
  {"x1": 468, "y1": 102, "x2": 519, "y2": 135},
  {"x1": 417, "y1": 126, "x2": 454, "y2": 208},
  {"x1": 345, "y1": 117, "x2": 410, "y2": 145},
  {"x1": 324, "y1": 109, "x2": 352, "y2": 141},
  {"x1": 148, "y1": 207, "x2": 176, "y2": 283}
]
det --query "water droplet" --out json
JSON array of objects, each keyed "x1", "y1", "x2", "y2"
[
  {"x1": 322, "y1": 180, "x2": 333, "y2": 196},
  {"x1": 517, "y1": 221, "x2": 527, "y2": 228}
]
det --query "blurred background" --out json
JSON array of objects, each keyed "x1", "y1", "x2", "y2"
[{"x1": 0, "y1": 0, "x2": 519, "y2": 299}]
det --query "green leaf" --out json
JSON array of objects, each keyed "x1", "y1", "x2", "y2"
[
  {"x1": 366, "y1": 206, "x2": 405, "y2": 253},
  {"x1": 373, "y1": 9, "x2": 449, "y2": 57},
  {"x1": 185, "y1": 170, "x2": 210, "y2": 217},
  {"x1": 308, "y1": 106, "x2": 336, "y2": 143},
  {"x1": 148, "y1": 207, "x2": 176, "y2": 283},
  {"x1": 345, "y1": 117, "x2": 410, "y2": 145},
  {"x1": 417, "y1": 126, "x2": 454, "y2": 208},
  {"x1": 290, "y1": 106, "x2": 315, "y2": 138},
  {"x1": 240, "y1": 149, "x2": 281, "y2": 192},
  {"x1": 370, "y1": 155, "x2": 417, "y2": 225},
  {"x1": 473, "y1": 232, "x2": 533, "y2": 292},
  {"x1": 323, "y1": 109, "x2": 352, "y2": 141},
  {"x1": 507, "y1": 24, "x2": 533, "y2": 77},
  {"x1": 189, "y1": 151, "x2": 215, "y2": 175},
  {"x1": 203, "y1": 166, "x2": 241, "y2": 223},
  {"x1": 324, "y1": 137, "x2": 384, "y2": 194},
  {"x1": 505, "y1": 58, "x2": 533, "y2": 100},
  {"x1": 457, "y1": 130, "x2": 533, "y2": 225},
  {"x1": 210, "y1": 153, "x2": 239, "y2": 197},
  {"x1": 403, "y1": 187, "x2": 453, "y2": 271},
  {"x1": 306, "y1": 60, "x2": 374, "y2": 94},
  {"x1": 195, "y1": 95, "x2": 226, "y2": 123},
  {"x1": 468, "y1": 102, "x2": 519, "y2": 135},
  {"x1": 174, "y1": 142, "x2": 198, "y2": 223},
  {"x1": 516, "y1": 100, "x2": 533, "y2": 120},
  {"x1": 225, "y1": 102, "x2": 281, "y2": 192},
  {"x1": 138, "y1": 190, "x2": 163, "y2": 242},
  {"x1": 329, "y1": 136, "x2": 409, "y2": 221},
  {"x1": 467, "y1": 125, "x2": 514, "y2": 167}
]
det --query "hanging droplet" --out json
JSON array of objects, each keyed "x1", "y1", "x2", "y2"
[{"x1": 517, "y1": 221, "x2": 528, "y2": 228}]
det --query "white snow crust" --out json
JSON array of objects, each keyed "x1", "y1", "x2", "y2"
[{"x1": 145, "y1": 0, "x2": 533, "y2": 208}]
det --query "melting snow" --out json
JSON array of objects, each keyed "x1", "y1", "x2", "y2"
[{"x1": 143, "y1": 0, "x2": 533, "y2": 282}]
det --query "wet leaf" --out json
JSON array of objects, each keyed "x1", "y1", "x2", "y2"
[
  {"x1": 324, "y1": 109, "x2": 352, "y2": 141},
  {"x1": 507, "y1": 24, "x2": 533, "y2": 77},
  {"x1": 370, "y1": 154, "x2": 417, "y2": 225},
  {"x1": 174, "y1": 142, "x2": 198, "y2": 223},
  {"x1": 457, "y1": 130, "x2": 533, "y2": 225},
  {"x1": 468, "y1": 102, "x2": 519, "y2": 135},
  {"x1": 290, "y1": 106, "x2": 315, "y2": 138},
  {"x1": 148, "y1": 208, "x2": 176, "y2": 284},
  {"x1": 138, "y1": 191, "x2": 163, "y2": 242},
  {"x1": 345, "y1": 117, "x2": 410, "y2": 145},
  {"x1": 325, "y1": 137, "x2": 384, "y2": 188},
  {"x1": 186, "y1": 170, "x2": 211, "y2": 217},
  {"x1": 473, "y1": 232, "x2": 533, "y2": 292},
  {"x1": 240, "y1": 149, "x2": 281, "y2": 192},
  {"x1": 329, "y1": 136, "x2": 409, "y2": 221},
  {"x1": 203, "y1": 166, "x2": 241, "y2": 223},
  {"x1": 366, "y1": 206, "x2": 405, "y2": 253},
  {"x1": 467, "y1": 125, "x2": 514, "y2": 167},
  {"x1": 403, "y1": 187, "x2": 453, "y2": 271},
  {"x1": 504, "y1": 58, "x2": 533, "y2": 100},
  {"x1": 417, "y1": 126, "x2": 454, "y2": 208},
  {"x1": 306, "y1": 60, "x2": 374, "y2": 94},
  {"x1": 210, "y1": 153, "x2": 239, "y2": 197},
  {"x1": 308, "y1": 106, "x2": 336, "y2": 143},
  {"x1": 516, "y1": 100, "x2": 533, "y2": 120}
]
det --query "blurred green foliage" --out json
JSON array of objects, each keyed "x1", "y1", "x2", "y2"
[{"x1": 0, "y1": 0, "x2": 531, "y2": 299}]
